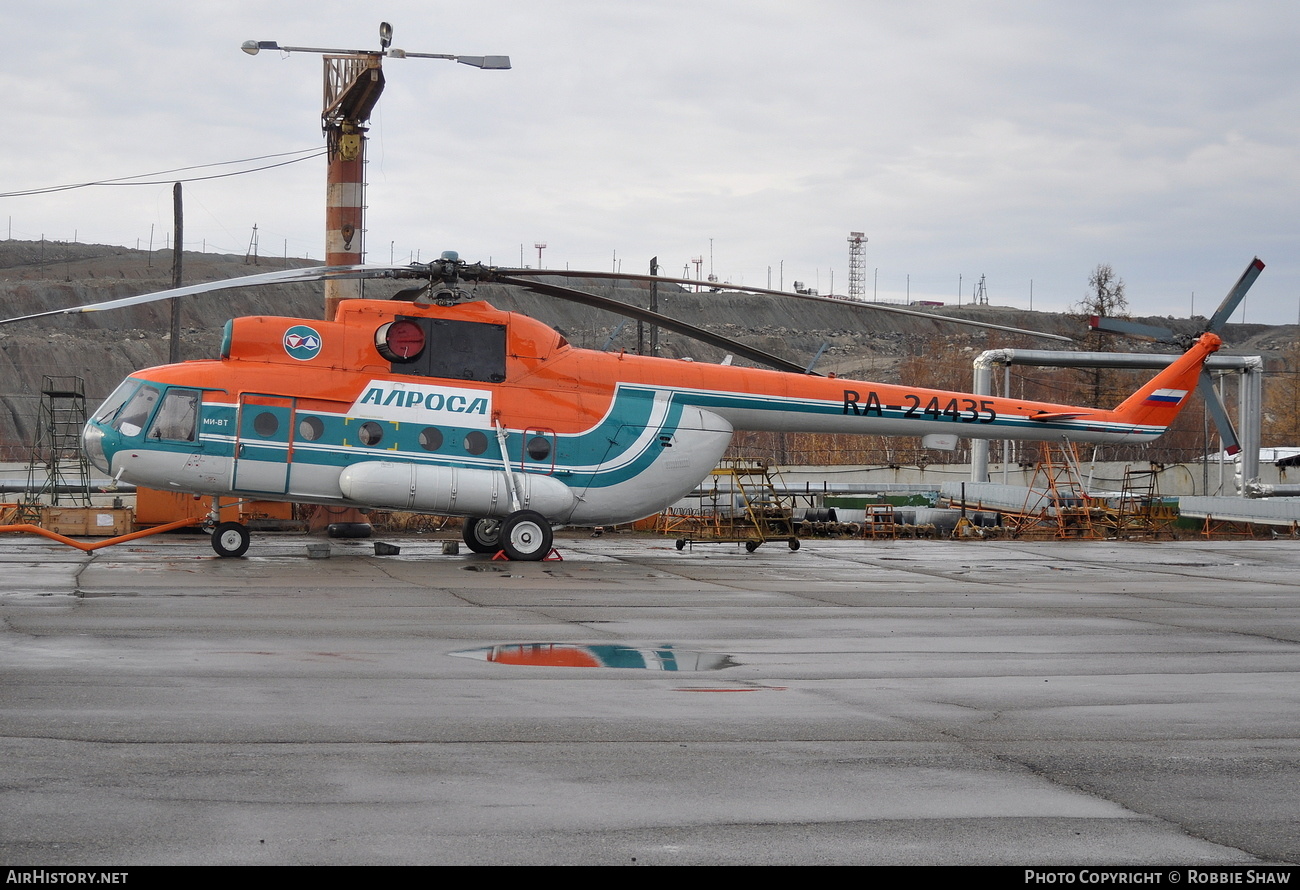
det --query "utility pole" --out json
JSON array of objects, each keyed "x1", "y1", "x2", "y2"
[
  {"x1": 649, "y1": 256, "x2": 659, "y2": 357},
  {"x1": 169, "y1": 182, "x2": 183, "y2": 363}
]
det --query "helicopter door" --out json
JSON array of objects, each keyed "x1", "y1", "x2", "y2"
[
  {"x1": 520, "y1": 428, "x2": 557, "y2": 475},
  {"x1": 232, "y1": 394, "x2": 296, "y2": 495}
]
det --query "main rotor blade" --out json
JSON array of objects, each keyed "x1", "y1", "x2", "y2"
[
  {"x1": 496, "y1": 268, "x2": 1074, "y2": 343},
  {"x1": 492, "y1": 274, "x2": 811, "y2": 374},
  {"x1": 0, "y1": 264, "x2": 423, "y2": 326},
  {"x1": 1206, "y1": 257, "x2": 1266, "y2": 333}
]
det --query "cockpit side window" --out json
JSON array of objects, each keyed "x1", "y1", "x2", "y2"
[
  {"x1": 147, "y1": 388, "x2": 200, "y2": 442},
  {"x1": 112, "y1": 385, "x2": 160, "y2": 437}
]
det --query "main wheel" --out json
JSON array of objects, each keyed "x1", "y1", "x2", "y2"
[
  {"x1": 745, "y1": 540, "x2": 760, "y2": 553},
  {"x1": 500, "y1": 510, "x2": 553, "y2": 561},
  {"x1": 462, "y1": 517, "x2": 502, "y2": 554},
  {"x1": 211, "y1": 521, "x2": 250, "y2": 558},
  {"x1": 788, "y1": 537, "x2": 801, "y2": 551}
]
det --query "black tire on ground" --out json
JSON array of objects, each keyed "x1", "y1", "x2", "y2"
[
  {"x1": 500, "y1": 511, "x2": 554, "y2": 561},
  {"x1": 327, "y1": 522, "x2": 372, "y2": 539},
  {"x1": 462, "y1": 518, "x2": 502, "y2": 554},
  {"x1": 788, "y1": 537, "x2": 801, "y2": 551},
  {"x1": 211, "y1": 522, "x2": 250, "y2": 558},
  {"x1": 745, "y1": 540, "x2": 760, "y2": 553}
]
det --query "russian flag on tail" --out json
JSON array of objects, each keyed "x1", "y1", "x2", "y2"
[{"x1": 1144, "y1": 388, "x2": 1187, "y2": 405}]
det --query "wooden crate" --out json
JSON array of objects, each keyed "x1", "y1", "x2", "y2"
[{"x1": 40, "y1": 507, "x2": 134, "y2": 537}]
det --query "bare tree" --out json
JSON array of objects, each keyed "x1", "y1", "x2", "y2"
[
  {"x1": 1077, "y1": 263, "x2": 1128, "y2": 319},
  {"x1": 1075, "y1": 264, "x2": 1130, "y2": 408}
]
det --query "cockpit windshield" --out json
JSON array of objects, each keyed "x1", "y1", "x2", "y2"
[{"x1": 92, "y1": 379, "x2": 140, "y2": 425}]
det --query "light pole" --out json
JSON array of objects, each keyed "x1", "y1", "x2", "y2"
[{"x1": 242, "y1": 23, "x2": 510, "y2": 319}]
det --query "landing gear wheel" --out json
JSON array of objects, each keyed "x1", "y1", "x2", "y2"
[
  {"x1": 788, "y1": 537, "x2": 801, "y2": 551},
  {"x1": 675, "y1": 539, "x2": 687, "y2": 551},
  {"x1": 500, "y1": 510, "x2": 553, "y2": 561},
  {"x1": 211, "y1": 522, "x2": 250, "y2": 558},
  {"x1": 745, "y1": 540, "x2": 760, "y2": 553},
  {"x1": 462, "y1": 517, "x2": 502, "y2": 554}
]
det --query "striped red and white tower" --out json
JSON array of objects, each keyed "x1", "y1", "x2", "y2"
[
  {"x1": 322, "y1": 54, "x2": 385, "y2": 320},
  {"x1": 242, "y1": 25, "x2": 510, "y2": 321}
]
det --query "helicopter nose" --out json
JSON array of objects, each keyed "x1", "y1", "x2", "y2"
[{"x1": 83, "y1": 422, "x2": 110, "y2": 474}]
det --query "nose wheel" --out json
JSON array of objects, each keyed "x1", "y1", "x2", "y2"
[{"x1": 211, "y1": 521, "x2": 250, "y2": 558}]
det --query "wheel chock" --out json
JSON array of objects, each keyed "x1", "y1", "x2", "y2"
[{"x1": 490, "y1": 548, "x2": 563, "y2": 561}]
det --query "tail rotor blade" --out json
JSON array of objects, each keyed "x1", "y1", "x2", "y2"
[
  {"x1": 1198, "y1": 369, "x2": 1241, "y2": 456},
  {"x1": 1206, "y1": 257, "x2": 1265, "y2": 333},
  {"x1": 1089, "y1": 315, "x2": 1176, "y2": 342}
]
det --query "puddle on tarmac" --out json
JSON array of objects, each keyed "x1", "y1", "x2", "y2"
[{"x1": 449, "y1": 643, "x2": 735, "y2": 671}]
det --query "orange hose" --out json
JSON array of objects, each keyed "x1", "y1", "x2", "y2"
[{"x1": 0, "y1": 517, "x2": 204, "y2": 552}]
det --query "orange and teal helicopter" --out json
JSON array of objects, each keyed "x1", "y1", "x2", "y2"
[{"x1": 2, "y1": 253, "x2": 1258, "y2": 559}]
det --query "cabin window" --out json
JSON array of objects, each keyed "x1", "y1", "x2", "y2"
[
  {"x1": 419, "y1": 427, "x2": 443, "y2": 451},
  {"x1": 252, "y1": 412, "x2": 279, "y2": 437},
  {"x1": 358, "y1": 421, "x2": 384, "y2": 447},
  {"x1": 464, "y1": 430, "x2": 488, "y2": 455},
  {"x1": 147, "y1": 389, "x2": 200, "y2": 442},
  {"x1": 299, "y1": 416, "x2": 325, "y2": 442},
  {"x1": 526, "y1": 436, "x2": 551, "y2": 461},
  {"x1": 388, "y1": 316, "x2": 507, "y2": 383},
  {"x1": 113, "y1": 385, "x2": 160, "y2": 437}
]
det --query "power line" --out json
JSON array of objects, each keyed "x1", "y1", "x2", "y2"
[{"x1": 0, "y1": 148, "x2": 327, "y2": 198}]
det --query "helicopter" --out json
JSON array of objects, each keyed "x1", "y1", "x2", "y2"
[{"x1": 1, "y1": 252, "x2": 1250, "y2": 560}]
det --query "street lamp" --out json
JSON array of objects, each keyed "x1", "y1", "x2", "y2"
[{"x1": 243, "y1": 22, "x2": 510, "y2": 318}]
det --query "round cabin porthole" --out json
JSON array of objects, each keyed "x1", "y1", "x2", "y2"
[
  {"x1": 464, "y1": 430, "x2": 488, "y2": 455},
  {"x1": 299, "y1": 416, "x2": 325, "y2": 441},
  {"x1": 375, "y1": 320, "x2": 426, "y2": 363},
  {"x1": 253, "y1": 412, "x2": 278, "y2": 437},
  {"x1": 419, "y1": 427, "x2": 443, "y2": 451},
  {"x1": 526, "y1": 436, "x2": 551, "y2": 461},
  {"x1": 358, "y1": 421, "x2": 383, "y2": 447}
]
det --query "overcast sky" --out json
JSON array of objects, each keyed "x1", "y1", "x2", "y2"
[{"x1": 6, "y1": 1, "x2": 1299, "y2": 323}]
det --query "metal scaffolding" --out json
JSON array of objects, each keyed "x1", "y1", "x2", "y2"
[{"x1": 20, "y1": 376, "x2": 92, "y2": 519}]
